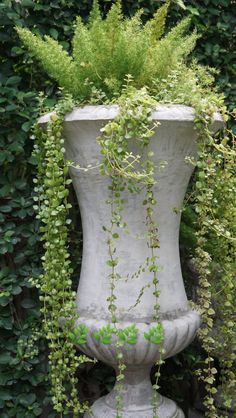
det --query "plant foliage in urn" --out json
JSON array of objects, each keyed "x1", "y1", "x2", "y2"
[
  {"x1": 16, "y1": 1, "x2": 235, "y2": 417},
  {"x1": 16, "y1": 0, "x2": 222, "y2": 106}
]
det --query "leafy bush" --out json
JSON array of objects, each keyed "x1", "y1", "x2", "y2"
[{"x1": 16, "y1": 1, "x2": 221, "y2": 108}]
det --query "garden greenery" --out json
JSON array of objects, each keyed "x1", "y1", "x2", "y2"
[
  {"x1": 16, "y1": 0, "x2": 221, "y2": 107},
  {"x1": 31, "y1": 95, "x2": 95, "y2": 416},
  {"x1": 193, "y1": 119, "x2": 236, "y2": 417},
  {"x1": 15, "y1": 1, "x2": 236, "y2": 417}
]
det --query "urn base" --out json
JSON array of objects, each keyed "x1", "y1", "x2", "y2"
[
  {"x1": 84, "y1": 393, "x2": 185, "y2": 418},
  {"x1": 79, "y1": 313, "x2": 199, "y2": 418}
]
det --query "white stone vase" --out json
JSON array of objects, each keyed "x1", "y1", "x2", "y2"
[{"x1": 40, "y1": 105, "x2": 222, "y2": 418}]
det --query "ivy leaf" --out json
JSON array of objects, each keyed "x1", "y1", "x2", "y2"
[
  {"x1": 0, "y1": 353, "x2": 13, "y2": 365},
  {"x1": 0, "y1": 317, "x2": 13, "y2": 330},
  {"x1": 0, "y1": 389, "x2": 12, "y2": 401},
  {"x1": 21, "y1": 299, "x2": 37, "y2": 308},
  {"x1": 22, "y1": 121, "x2": 32, "y2": 132},
  {"x1": 5, "y1": 76, "x2": 22, "y2": 85},
  {"x1": 18, "y1": 393, "x2": 36, "y2": 406}
]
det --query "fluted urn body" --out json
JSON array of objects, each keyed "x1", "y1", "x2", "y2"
[{"x1": 40, "y1": 105, "x2": 222, "y2": 418}]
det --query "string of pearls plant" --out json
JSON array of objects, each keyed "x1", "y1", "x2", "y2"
[
  {"x1": 32, "y1": 95, "x2": 94, "y2": 417},
  {"x1": 192, "y1": 109, "x2": 236, "y2": 418}
]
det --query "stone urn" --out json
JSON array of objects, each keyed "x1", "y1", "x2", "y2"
[{"x1": 40, "y1": 105, "x2": 222, "y2": 418}]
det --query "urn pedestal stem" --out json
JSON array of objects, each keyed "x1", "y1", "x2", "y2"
[{"x1": 84, "y1": 366, "x2": 185, "y2": 418}]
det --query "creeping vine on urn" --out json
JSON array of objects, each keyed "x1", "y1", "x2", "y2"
[
  {"x1": 32, "y1": 95, "x2": 95, "y2": 417},
  {"x1": 97, "y1": 84, "x2": 166, "y2": 416},
  {"x1": 192, "y1": 110, "x2": 236, "y2": 418}
]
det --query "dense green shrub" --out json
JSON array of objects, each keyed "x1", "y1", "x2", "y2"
[
  {"x1": 0, "y1": 1, "x2": 235, "y2": 416},
  {"x1": 16, "y1": 2, "x2": 202, "y2": 103}
]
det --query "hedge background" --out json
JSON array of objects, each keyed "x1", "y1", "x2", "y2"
[{"x1": 0, "y1": 1, "x2": 235, "y2": 417}]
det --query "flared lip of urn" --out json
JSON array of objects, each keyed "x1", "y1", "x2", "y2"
[{"x1": 38, "y1": 104, "x2": 223, "y2": 130}]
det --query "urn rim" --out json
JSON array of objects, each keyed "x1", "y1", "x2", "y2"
[{"x1": 38, "y1": 103, "x2": 223, "y2": 129}]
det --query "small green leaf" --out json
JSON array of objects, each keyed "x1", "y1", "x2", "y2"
[
  {"x1": 5, "y1": 76, "x2": 22, "y2": 85},
  {"x1": 0, "y1": 389, "x2": 12, "y2": 401},
  {"x1": 18, "y1": 393, "x2": 36, "y2": 406},
  {"x1": 21, "y1": 298, "x2": 37, "y2": 308},
  {"x1": 22, "y1": 121, "x2": 32, "y2": 132},
  {"x1": 0, "y1": 353, "x2": 12, "y2": 365},
  {"x1": 174, "y1": 0, "x2": 186, "y2": 9},
  {"x1": 49, "y1": 28, "x2": 59, "y2": 39}
]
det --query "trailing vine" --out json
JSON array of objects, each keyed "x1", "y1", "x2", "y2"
[
  {"x1": 143, "y1": 185, "x2": 165, "y2": 418},
  {"x1": 32, "y1": 95, "x2": 93, "y2": 417},
  {"x1": 105, "y1": 175, "x2": 127, "y2": 417},
  {"x1": 32, "y1": 86, "x2": 235, "y2": 418},
  {"x1": 97, "y1": 84, "x2": 165, "y2": 417},
  {"x1": 192, "y1": 109, "x2": 236, "y2": 417}
]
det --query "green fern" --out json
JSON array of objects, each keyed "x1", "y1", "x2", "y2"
[
  {"x1": 15, "y1": 27, "x2": 79, "y2": 95},
  {"x1": 144, "y1": 0, "x2": 170, "y2": 44},
  {"x1": 16, "y1": 0, "x2": 218, "y2": 105}
]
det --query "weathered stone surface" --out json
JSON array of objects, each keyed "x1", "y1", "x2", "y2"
[
  {"x1": 84, "y1": 395, "x2": 185, "y2": 418},
  {"x1": 76, "y1": 312, "x2": 201, "y2": 363}
]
